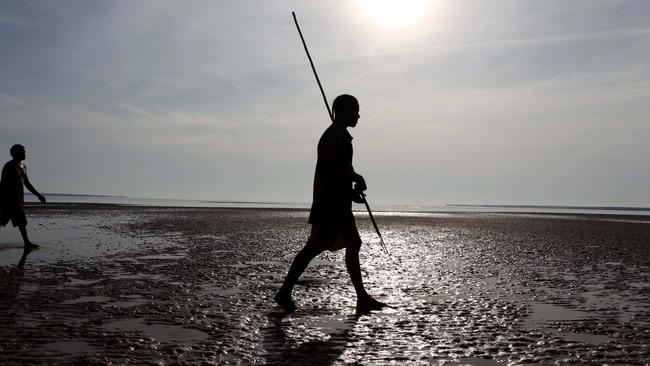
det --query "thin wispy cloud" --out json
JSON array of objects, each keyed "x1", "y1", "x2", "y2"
[{"x1": 0, "y1": 14, "x2": 31, "y2": 27}]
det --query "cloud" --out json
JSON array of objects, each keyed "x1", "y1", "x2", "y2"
[
  {"x1": 0, "y1": 14, "x2": 32, "y2": 27},
  {"x1": 0, "y1": 94, "x2": 28, "y2": 110}
]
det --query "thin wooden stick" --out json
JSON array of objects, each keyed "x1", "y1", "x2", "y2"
[{"x1": 292, "y1": 11, "x2": 389, "y2": 257}]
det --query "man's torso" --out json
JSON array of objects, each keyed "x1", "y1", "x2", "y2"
[
  {"x1": 1, "y1": 160, "x2": 25, "y2": 207},
  {"x1": 308, "y1": 124, "x2": 354, "y2": 224}
]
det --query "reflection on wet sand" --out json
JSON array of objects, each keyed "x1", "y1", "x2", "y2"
[
  {"x1": 0, "y1": 205, "x2": 648, "y2": 364},
  {"x1": 0, "y1": 249, "x2": 31, "y2": 312},
  {"x1": 263, "y1": 312, "x2": 359, "y2": 366}
]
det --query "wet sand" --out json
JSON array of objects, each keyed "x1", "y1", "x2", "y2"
[{"x1": 1, "y1": 204, "x2": 649, "y2": 365}]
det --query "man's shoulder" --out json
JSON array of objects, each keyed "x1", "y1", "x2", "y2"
[
  {"x1": 320, "y1": 124, "x2": 350, "y2": 141},
  {"x1": 318, "y1": 125, "x2": 337, "y2": 142},
  {"x1": 1, "y1": 161, "x2": 14, "y2": 185},
  {"x1": 322, "y1": 124, "x2": 336, "y2": 135},
  {"x1": 2, "y1": 160, "x2": 15, "y2": 173}
]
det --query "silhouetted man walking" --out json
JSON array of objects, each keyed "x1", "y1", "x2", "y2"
[
  {"x1": 275, "y1": 94, "x2": 386, "y2": 314},
  {"x1": 0, "y1": 144, "x2": 46, "y2": 250}
]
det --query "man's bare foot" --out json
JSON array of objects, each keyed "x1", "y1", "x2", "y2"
[
  {"x1": 274, "y1": 290, "x2": 296, "y2": 313},
  {"x1": 356, "y1": 296, "x2": 387, "y2": 314},
  {"x1": 24, "y1": 242, "x2": 40, "y2": 251}
]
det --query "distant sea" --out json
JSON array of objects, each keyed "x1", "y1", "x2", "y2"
[{"x1": 25, "y1": 194, "x2": 650, "y2": 216}]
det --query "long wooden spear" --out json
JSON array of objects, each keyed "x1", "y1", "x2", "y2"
[{"x1": 292, "y1": 11, "x2": 389, "y2": 256}]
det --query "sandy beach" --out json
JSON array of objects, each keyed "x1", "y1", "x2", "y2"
[{"x1": 0, "y1": 204, "x2": 648, "y2": 365}]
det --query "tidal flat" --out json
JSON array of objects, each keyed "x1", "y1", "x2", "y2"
[{"x1": 0, "y1": 204, "x2": 648, "y2": 365}]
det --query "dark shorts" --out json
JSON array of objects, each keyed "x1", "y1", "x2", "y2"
[
  {"x1": 306, "y1": 220, "x2": 361, "y2": 252},
  {"x1": 0, "y1": 206, "x2": 27, "y2": 227}
]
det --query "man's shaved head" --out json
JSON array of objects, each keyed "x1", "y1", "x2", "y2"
[
  {"x1": 333, "y1": 94, "x2": 358, "y2": 118},
  {"x1": 10, "y1": 144, "x2": 25, "y2": 159},
  {"x1": 332, "y1": 94, "x2": 359, "y2": 127}
]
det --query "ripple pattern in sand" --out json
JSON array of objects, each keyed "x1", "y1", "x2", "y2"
[{"x1": 0, "y1": 207, "x2": 648, "y2": 364}]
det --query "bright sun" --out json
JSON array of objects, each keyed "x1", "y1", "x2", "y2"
[{"x1": 359, "y1": 0, "x2": 433, "y2": 28}]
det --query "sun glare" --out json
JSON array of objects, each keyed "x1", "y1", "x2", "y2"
[{"x1": 359, "y1": 0, "x2": 433, "y2": 28}]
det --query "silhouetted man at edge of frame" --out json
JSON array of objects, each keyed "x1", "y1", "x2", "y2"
[
  {"x1": 275, "y1": 94, "x2": 387, "y2": 315},
  {"x1": 0, "y1": 144, "x2": 46, "y2": 250}
]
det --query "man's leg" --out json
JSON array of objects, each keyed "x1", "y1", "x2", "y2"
[
  {"x1": 275, "y1": 244, "x2": 322, "y2": 312},
  {"x1": 346, "y1": 244, "x2": 387, "y2": 313},
  {"x1": 18, "y1": 224, "x2": 39, "y2": 250},
  {"x1": 345, "y1": 244, "x2": 368, "y2": 299}
]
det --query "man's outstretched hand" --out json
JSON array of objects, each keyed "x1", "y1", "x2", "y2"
[{"x1": 37, "y1": 194, "x2": 46, "y2": 204}]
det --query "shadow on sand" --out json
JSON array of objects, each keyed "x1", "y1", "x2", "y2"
[{"x1": 262, "y1": 311, "x2": 359, "y2": 365}]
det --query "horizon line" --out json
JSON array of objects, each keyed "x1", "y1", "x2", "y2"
[
  {"x1": 449, "y1": 204, "x2": 650, "y2": 211},
  {"x1": 26, "y1": 193, "x2": 650, "y2": 211}
]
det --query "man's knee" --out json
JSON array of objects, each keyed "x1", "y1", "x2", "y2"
[
  {"x1": 298, "y1": 244, "x2": 323, "y2": 260},
  {"x1": 345, "y1": 246, "x2": 361, "y2": 263}
]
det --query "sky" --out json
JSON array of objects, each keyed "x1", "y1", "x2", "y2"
[{"x1": 1, "y1": 0, "x2": 649, "y2": 206}]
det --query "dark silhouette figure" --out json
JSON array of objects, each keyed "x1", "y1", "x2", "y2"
[
  {"x1": 275, "y1": 94, "x2": 386, "y2": 314},
  {"x1": 0, "y1": 144, "x2": 46, "y2": 250}
]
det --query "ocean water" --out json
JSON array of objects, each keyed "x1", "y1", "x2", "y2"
[
  {"x1": 25, "y1": 194, "x2": 309, "y2": 209},
  {"x1": 26, "y1": 194, "x2": 650, "y2": 216}
]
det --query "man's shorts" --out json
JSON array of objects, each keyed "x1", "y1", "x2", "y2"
[
  {"x1": 306, "y1": 220, "x2": 362, "y2": 252},
  {"x1": 0, "y1": 206, "x2": 27, "y2": 227}
]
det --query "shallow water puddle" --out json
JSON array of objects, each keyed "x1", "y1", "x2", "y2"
[
  {"x1": 301, "y1": 315, "x2": 356, "y2": 334},
  {"x1": 523, "y1": 303, "x2": 614, "y2": 345},
  {"x1": 138, "y1": 253, "x2": 186, "y2": 260},
  {"x1": 62, "y1": 296, "x2": 112, "y2": 304},
  {"x1": 558, "y1": 332, "x2": 613, "y2": 344},
  {"x1": 525, "y1": 303, "x2": 591, "y2": 325},
  {"x1": 110, "y1": 273, "x2": 169, "y2": 281},
  {"x1": 102, "y1": 318, "x2": 208, "y2": 343},
  {"x1": 246, "y1": 260, "x2": 283, "y2": 266},
  {"x1": 0, "y1": 214, "x2": 174, "y2": 267},
  {"x1": 444, "y1": 357, "x2": 506, "y2": 366},
  {"x1": 39, "y1": 340, "x2": 98, "y2": 354},
  {"x1": 197, "y1": 234, "x2": 228, "y2": 241},
  {"x1": 0, "y1": 243, "x2": 24, "y2": 250},
  {"x1": 103, "y1": 296, "x2": 151, "y2": 308},
  {"x1": 16, "y1": 317, "x2": 42, "y2": 328},
  {"x1": 20, "y1": 284, "x2": 39, "y2": 292},
  {"x1": 64, "y1": 278, "x2": 104, "y2": 286}
]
